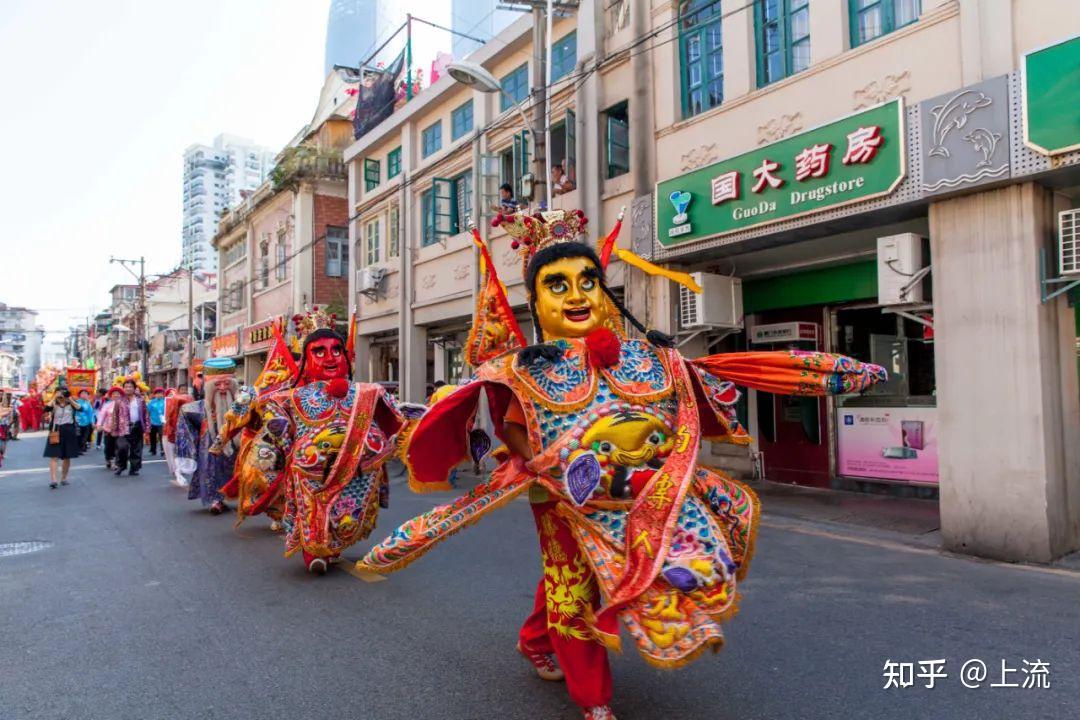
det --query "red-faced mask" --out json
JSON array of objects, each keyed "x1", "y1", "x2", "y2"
[{"x1": 302, "y1": 337, "x2": 348, "y2": 383}]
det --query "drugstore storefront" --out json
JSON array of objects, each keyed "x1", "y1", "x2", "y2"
[
  {"x1": 738, "y1": 256, "x2": 937, "y2": 494},
  {"x1": 655, "y1": 98, "x2": 940, "y2": 493}
]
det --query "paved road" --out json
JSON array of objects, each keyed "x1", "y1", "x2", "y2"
[{"x1": 0, "y1": 431, "x2": 1077, "y2": 720}]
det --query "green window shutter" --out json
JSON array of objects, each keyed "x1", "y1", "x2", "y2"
[
  {"x1": 605, "y1": 104, "x2": 629, "y2": 178},
  {"x1": 432, "y1": 177, "x2": 455, "y2": 240},
  {"x1": 364, "y1": 159, "x2": 380, "y2": 191},
  {"x1": 552, "y1": 32, "x2": 577, "y2": 81},
  {"x1": 387, "y1": 147, "x2": 402, "y2": 178},
  {"x1": 451, "y1": 100, "x2": 474, "y2": 141},
  {"x1": 421, "y1": 190, "x2": 435, "y2": 246},
  {"x1": 679, "y1": 0, "x2": 724, "y2": 119},
  {"x1": 850, "y1": 0, "x2": 920, "y2": 48},
  {"x1": 565, "y1": 108, "x2": 576, "y2": 181},
  {"x1": 512, "y1": 132, "x2": 530, "y2": 199},
  {"x1": 755, "y1": 0, "x2": 809, "y2": 88}
]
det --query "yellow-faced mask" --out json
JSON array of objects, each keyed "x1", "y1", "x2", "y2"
[{"x1": 531, "y1": 256, "x2": 608, "y2": 340}]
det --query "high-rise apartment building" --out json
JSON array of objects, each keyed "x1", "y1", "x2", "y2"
[
  {"x1": 182, "y1": 134, "x2": 276, "y2": 271},
  {"x1": 324, "y1": 0, "x2": 379, "y2": 75},
  {"x1": 450, "y1": 0, "x2": 517, "y2": 59},
  {"x1": 0, "y1": 304, "x2": 42, "y2": 389}
]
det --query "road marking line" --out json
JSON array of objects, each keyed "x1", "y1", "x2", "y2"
[
  {"x1": 0, "y1": 459, "x2": 166, "y2": 477},
  {"x1": 339, "y1": 560, "x2": 386, "y2": 583},
  {"x1": 764, "y1": 517, "x2": 1080, "y2": 581}
]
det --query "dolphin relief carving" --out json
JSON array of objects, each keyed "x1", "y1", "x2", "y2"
[
  {"x1": 928, "y1": 90, "x2": 992, "y2": 158},
  {"x1": 962, "y1": 127, "x2": 1002, "y2": 168}
]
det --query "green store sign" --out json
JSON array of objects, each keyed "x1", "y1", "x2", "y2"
[
  {"x1": 1023, "y1": 33, "x2": 1080, "y2": 156},
  {"x1": 656, "y1": 99, "x2": 906, "y2": 247}
]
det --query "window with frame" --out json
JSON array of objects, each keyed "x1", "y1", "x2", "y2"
[
  {"x1": 451, "y1": 100, "x2": 474, "y2": 141},
  {"x1": 454, "y1": 171, "x2": 472, "y2": 229},
  {"x1": 364, "y1": 220, "x2": 380, "y2": 265},
  {"x1": 223, "y1": 240, "x2": 246, "y2": 267},
  {"x1": 680, "y1": 0, "x2": 724, "y2": 118},
  {"x1": 275, "y1": 238, "x2": 288, "y2": 281},
  {"x1": 604, "y1": 102, "x2": 630, "y2": 179},
  {"x1": 422, "y1": 121, "x2": 442, "y2": 158},
  {"x1": 387, "y1": 204, "x2": 400, "y2": 258},
  {"x1": 500, "y1": 63, "x2": 529, "y2": 112},
  {"x1": 422, "y1": 173, "x2": 471, "y2": 246},
  {"x1": 755, "y1": 0, "x2": 810, "y2": 87},
  {"x1": 850, "y1": 0, "x2": 920, "y2": 47},
  {"x1": 364, "y1": 158, "x2": 380, "y2": 191},
  {"x1": 551, "y1": 32, "x2": 577, "y2": 81},
  {"x1": 387, "y1": 147, "x2": 402, "y2": 178},
  {"x1": 259, "y1": 236, "x2": 270, "y2": 289},
  {"x1": 325, "y1": 226, "x2": 348, "y2": 277},
  {"x1": 499, "y1": 131, "x2": 531, "y2": 201}
]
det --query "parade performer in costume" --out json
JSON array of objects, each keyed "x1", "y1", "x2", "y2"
[
  {"x1": 164, "y1": 389, "x2": 194, "y2": 486},
  {"x1": 175, "y1": 359, "x2": 239, "y2": 514},
  {"x1": 249, "y1": 308, "x2": 409, "y2": 574},
  {"x1": 214, "y1": 318, "x2": 298, "y2": 528},
  {"x1": 359, "y1": 210, "x2": 887, "y2": 719}
]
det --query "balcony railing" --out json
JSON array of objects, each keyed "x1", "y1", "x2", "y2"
[{"x1": 271, "y1": 146, "x2": 347, "y2": 190}]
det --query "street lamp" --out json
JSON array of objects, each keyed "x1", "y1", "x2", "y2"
[{"x1": 446, "y1": 60, "x2": 549, "y2": 207}]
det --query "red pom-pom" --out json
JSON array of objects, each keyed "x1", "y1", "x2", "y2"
[
  {"x1": 510, "y1": 240, "x2": 520, "y2": 249},
  {"x1": 327, "y1": 378, "x2": 350, "y2": 398},
  {"x1": 584, "y1": 327, "x2": 621, "y2": 369}
]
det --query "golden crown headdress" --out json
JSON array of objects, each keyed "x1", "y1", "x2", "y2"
[
  {"x1": 492, "y1": 209, "x2": 589, "y2": 272},
  {"x1": 291, "y1": 306, "x2": 338, "y2": 344}
]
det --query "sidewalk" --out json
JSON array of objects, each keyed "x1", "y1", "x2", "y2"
[{"x1": 750, "y1": 479, "x2": 941, "y2": 539}]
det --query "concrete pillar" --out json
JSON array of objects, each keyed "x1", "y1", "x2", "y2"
[
  {"x1": 355, "y1": 334, "x2": 373, "y2": 383},
  {"x1": 810, "y1": 0, "x2": 848, "y2": 65},
  {"x1": 292, "y1": 186, "x2": 314, "y2": 312},
  {"x1": 723, "y1": 0, "x2": 756, "y2": 101},
  {"x1": 930, "y1": 183, "x2": 1080, "y2": 562}
]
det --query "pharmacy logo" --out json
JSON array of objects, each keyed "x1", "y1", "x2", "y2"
[{"x1": 668, "y1": 190, "x2": 693, "y2": 238}]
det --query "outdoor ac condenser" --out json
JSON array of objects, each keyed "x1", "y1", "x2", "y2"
[
  {"x1": 1060, "y1": 208, "x2": 1080, "y2": 276},
  {"x1": 358, "y1": 265, "x2": 387, "y2": 294},
  {"x1": 679, "y1": 272, "x2": 744, "y2": 331}
]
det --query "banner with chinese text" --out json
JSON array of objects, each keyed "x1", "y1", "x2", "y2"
[
  {"x1": 66, "y1": 368, "x2": 98, "y2": 398},
  {"x1": 656, "y1": 99, "x2": 905, "y2": 247}
]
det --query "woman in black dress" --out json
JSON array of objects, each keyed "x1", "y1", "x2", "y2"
[{"x1": 44, "y1": 390, "x2": 80, "y2": 489}]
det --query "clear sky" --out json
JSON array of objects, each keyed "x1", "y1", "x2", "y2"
[{"x1": 0, "y1": 0, "x2": 331, "y2": 344}]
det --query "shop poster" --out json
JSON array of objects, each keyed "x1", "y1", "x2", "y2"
[{"x1": 836, "y1": 407, "x2": 939, "y2": 484}]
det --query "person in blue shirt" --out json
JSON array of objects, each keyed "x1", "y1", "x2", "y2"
[
  {"x1": 74, "y1": 390, "x2": 95, "y2": 452},
  {"x1": 147, "y1": 387, "x2": 166, "y2": 456}
]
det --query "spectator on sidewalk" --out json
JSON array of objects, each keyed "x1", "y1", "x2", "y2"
[
  {"x1": 147, "y1": 388, "x2": 166, "y2": 456},
  {"x1": 98, "y1": 388, "x2": 119, "y2": 469},
  {"x1": 92, "y1": 388, "x2": 107, "y2": 449},
  {"x1": 43, "y1": 390, "x2": 80, "y2": 489},
  {"x1": 107, "y1": 379, "x2": 149, "y2": 477},
  {"x1": 74, "y1": 390, "x2": 95, "y2": 452}
]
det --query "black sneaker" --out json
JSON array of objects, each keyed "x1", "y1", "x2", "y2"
[
  {"x1": 49, "y1": 482, "x2": 57, "y2": 489},
  {"x1": 129, "y1": 470, "x2": 139, "y2": 476},
  {"x1": 114, "y1": 468, "x2": 123, "y2": 476},
  {"x1": 60, "y1": 479, "x2": 69, "y2": 486}
]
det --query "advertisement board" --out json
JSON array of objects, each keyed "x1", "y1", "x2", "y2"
[
  {"x1": 656, "y1": 99, "x2": 905, "y2": 247},
  {"x1": 836, "y1": 407, "x2": 938, "y2": 484},
  {"x1": 211, "y1": 331, "x2": 240, "y2": 358},
  {"x1": 1022, "y1": 33, "x2": 1080, "y2": 156}
]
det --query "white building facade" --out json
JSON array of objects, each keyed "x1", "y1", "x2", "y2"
[
  {"x1": 0, "y1": 304, "x2": 42, "y2": 389},
  {"x1": 182, "y1": 134, "x2": 277, "y2": 271}
]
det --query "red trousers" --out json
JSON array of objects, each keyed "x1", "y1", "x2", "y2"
[{"x1": 518, "y1": 501, "x2": 613, "y2": 709}]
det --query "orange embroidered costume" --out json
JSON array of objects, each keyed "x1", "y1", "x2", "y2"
[
  {"x1": 250, "y1": 308, "x2": 410, "y2": 574},
  {"x1": 214, "y1": 317, "x2": 299, "y2": 527},
  {"x1": 358, "y1": 210, "x2": 886, "y2": 718}
]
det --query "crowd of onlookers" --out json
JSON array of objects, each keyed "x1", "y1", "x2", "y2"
[{"x1": 38, "y1": 381, "x2": 191, "y2": 489}]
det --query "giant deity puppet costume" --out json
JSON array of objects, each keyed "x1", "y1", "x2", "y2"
[
  {"x1": 359, "y1": 209, "x2": 887, "y2": 720},
  {"x1": 249, "y1": 308, "x2": 416, "y2": 574},
  {"x1": 175, "y1": 358, "x2": 241, "y2": 514},
  {"x1": 211, "y1": 316, "x2": 300, "y2": 530}
]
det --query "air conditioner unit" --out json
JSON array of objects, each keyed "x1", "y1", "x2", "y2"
[
  {"x1": 358, "y1": 265, "x2": 387, "y2": 294},
  {"x1": 1060, "y1": 208, "x2": 1080, "y2": 276},
  {"x1": 877, "y1": 233, "x2": 925, "y2": 304},
  {"x1": 679, "y1": 272, "x2": 743, "y2": 330}
]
